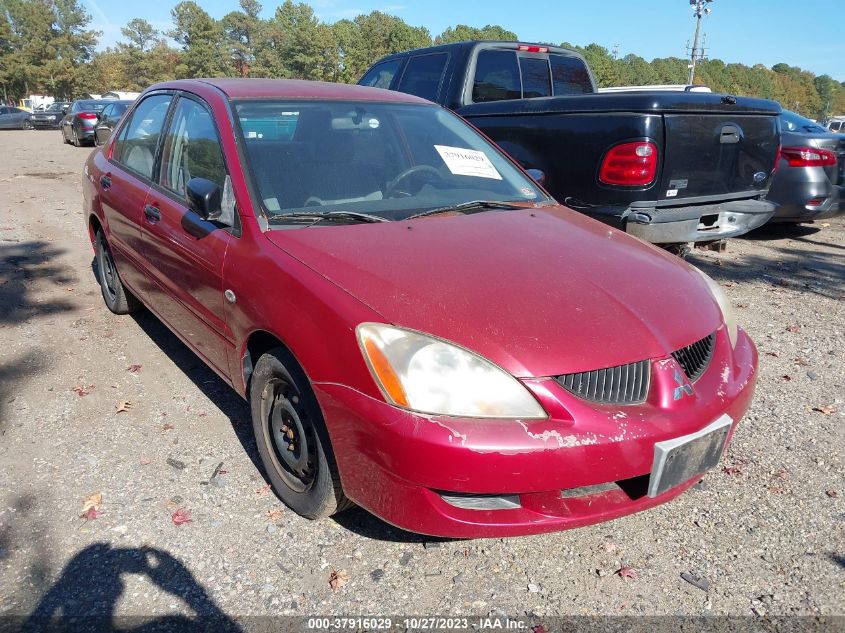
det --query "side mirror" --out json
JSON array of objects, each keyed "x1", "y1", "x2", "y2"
[
  {"x1": 62, "y1": 106, "x2": 69, "y2": 114},
  {"x1": 186, "y1": 177, "x2": 222, "y2": 221},
  {"x1": 526, "y1": 168, "x2": 546, "y2": 186}
]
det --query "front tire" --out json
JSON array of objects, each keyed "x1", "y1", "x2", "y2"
[
  {"x1": 21, "y1": 119, "x2": 33, "y2": 130},
  {"x1": 95, "y1": 231, "x2": 141, "y2": 314},
  {"x1": 249, "y1": 347, "x2": 352, "y2": 519}
]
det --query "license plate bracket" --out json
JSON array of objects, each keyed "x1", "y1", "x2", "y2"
[{"x1": 648, "y1": 414, "x2": 733, "y2": 498}]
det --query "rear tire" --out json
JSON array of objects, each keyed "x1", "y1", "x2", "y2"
[
  {"x1": 95, "y1": 231, "x2": 142, "y2": 314},
  {"x1": 249, "y1": 347, "x2": 353, "y2": 519},
  {"x1": 72, "y1": 126, "x2": 80, "y2": 147},
  {"x1": 62, "y1": 128, "x2": 70, "y2": 144}
]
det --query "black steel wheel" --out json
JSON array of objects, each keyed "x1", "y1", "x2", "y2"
[
  {"x1": 95, "y1": 231, "x2": 142, "y2": 314},
  {"x1": 250, "y1": 347, "x2": 353, "y2": 519}
]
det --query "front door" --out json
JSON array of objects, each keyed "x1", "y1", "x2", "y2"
[{"x1": 140, "y1": 94, "x2": 235, "y2": 378}]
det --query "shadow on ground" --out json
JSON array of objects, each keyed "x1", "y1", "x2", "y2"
[
  {"x1": 690, "y1": 223, "x2": 845, "y2": 300},
  {"x1": 0, "y1": 241, "x2": 75, "y2": 433},
  {"x1": 18, "y1": 544, "x2": 242, "y2": 633}
]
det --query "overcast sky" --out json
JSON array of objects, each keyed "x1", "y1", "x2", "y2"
[{"x1": 83, "y1": 0, "x2": 845, "y2": 82}]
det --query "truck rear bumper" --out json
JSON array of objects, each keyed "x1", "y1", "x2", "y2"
[{"x1": 622, "y1": 198, "x2": 776, "y2": 244}]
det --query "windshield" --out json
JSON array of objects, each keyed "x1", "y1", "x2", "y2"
[
  {"x1": 45, "y1": 103, "x2": 64, "y2": 112},
  {"x1": 781, "y1": 110, "x2": 826, "y2": 134},
  {"x1": 234, "y1": 100, "x2": 550, "y2": 224}
]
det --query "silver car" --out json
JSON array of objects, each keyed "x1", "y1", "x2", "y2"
[
  {"x1": 0, "y1": 106, "x2": 33, "y2": 130},
  {"x1": 767, "y1": 110, "x2": 845, "y2": 223}
]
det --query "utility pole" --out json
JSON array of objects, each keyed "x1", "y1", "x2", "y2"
[{"x1": 687, "y1": 0, "x2": 713, "y2": 85}]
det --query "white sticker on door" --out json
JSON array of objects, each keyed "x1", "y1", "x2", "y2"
[{"x1": 434, "y1": 145, "x2": 502, "y2": 180}]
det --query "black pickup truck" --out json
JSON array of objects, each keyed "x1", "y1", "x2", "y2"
[{"x1": 360, "y1": 41, "x2": 782, "y2": 247}]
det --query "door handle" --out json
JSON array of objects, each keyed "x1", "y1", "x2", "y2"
[
  {"x1": 99, "y1": 174, "x2": 112, "y2": 190},
  {"x1": 144, "y1": 204, "x2": 161, "y2": 222}
]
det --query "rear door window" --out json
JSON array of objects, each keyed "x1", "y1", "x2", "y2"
[
  {"x1": 472, "y1": 50, "x2": 521, "y2": 103},
  {"x1": 550, "y1": 55, "x2": 593, "y2": 95},
  {"x1": 397, "y1": 53, "x2": 449, "y2": 102},
  {"x1": 112, "y1": 94, "x2": 173, "y2": 180},
  {"x1": 360, "y1": 59, "x2": 403, "y2": 89},
  {"x1": 519, "y1": 57, "x2": 551, "y2": 98}
]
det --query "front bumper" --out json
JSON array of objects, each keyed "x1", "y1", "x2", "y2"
[
  {"x1": 315, "y1": 327, "x2": 758, "y2": 538},
  {"x1": 31, "y1": 119, "x2": 60, "y2": 129}
]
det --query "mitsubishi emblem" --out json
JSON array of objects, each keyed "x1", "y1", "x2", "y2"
[{"x1": 673, "y1": 367, "x2": 694, "y2": 400}]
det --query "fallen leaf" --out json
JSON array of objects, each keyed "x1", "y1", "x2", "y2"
[
  {"x1": 80, "y1": 507, "x2": 100, "y2": 521},
  {"x1": 819, "y1": 222, "x2": 831, "y2": 228},
  {"x1": 115, "y1": 400, "x2": 132, "y2": 413},
  {"x1": 722, "y1": 282, "x2": 735, "y2": 288},
  {"x1": 772, "y1": 468, "x2": 789, "y2": 480},
  {"x1": 161, "y1": 423, "x2": 175, "y2": 432},
  {"x1": 532, "y1": 626, "x2": 549, "y2": 633},
  {"x1": 82, "y1": 492, "x2": 102, "y2": 513},
  {"x1": 765, "y1": 351, "x2": 780, "y2": 358},
  {"x1": 812, "y1": 406, "x2": 836, "y2": 416},
  {"x1": 139, "y1": 456, "x2": 151, "y2": 465},
  {"x1": 127, "y1": 364, "x2": 142, "y2": 373},
  {"x1": 794, "y1": 357, "x2": 810, "y2": 367},
  {"x1": 826, "y1": 490, "x2": 838, "y2": 498},
  {"x1": 266, "y1": 508, "x2": 284, "y2": 522},
  {"x1": 722, "y1": 459, "x2": 748, "y2": 476},
  {"x1": 171, "y1": 508, "x2": 193, "y2": 526},
  {"x1": 72, "y1": 384, "x2": 95, "y2": 397},
  {"x1": 255, "y1": 484, "x2": 272, "y2": 497},
  {"x1": 328, "y1": 569, "x2": 349, "y2": 590},
  {"x1": 736, "y1": 303, "x2": 748, "y2": 309},
  {"x1": 767, "y1": 485, "x2": 784, "y2": 494},
  {"x1": 616, "y1": 566, "x2": 637, "y2": 580},
  {"x1": 781, "y1": 375, "x2": 792, "y2": 382},
  {"x1": 785, "y1": 324, "x2": 801, "y2": 333}
]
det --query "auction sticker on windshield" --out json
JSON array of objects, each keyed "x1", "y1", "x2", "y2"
[{"x1": 435, "y1": 145, "x2": 502, "y2": 180}]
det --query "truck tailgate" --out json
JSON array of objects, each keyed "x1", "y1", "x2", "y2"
[{"x1": 659, "y1": 114, "x2": 779, "y2": 201}]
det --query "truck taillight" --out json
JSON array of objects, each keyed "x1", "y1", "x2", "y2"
[
  {"x1": 79, "y1": 112, "x2": 98, "y2": 120},
  {"x1": 780, "y1": 146, "x2": 836, "y2": 167},
  {"x1": 599, "y1": 141, "x2": 658, "y2": 187}
]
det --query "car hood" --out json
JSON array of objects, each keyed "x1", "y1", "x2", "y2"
[{"x1": 264, "y1": 206, "x2": 722, "y2": 378}]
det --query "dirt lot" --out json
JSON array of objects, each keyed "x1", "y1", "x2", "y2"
[{"x1": 0, "y1": 130, "x2": 843, "y2": 626}]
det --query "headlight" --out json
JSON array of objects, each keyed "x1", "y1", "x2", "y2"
[
  {"x1": 693, "y1": 268, "x2": 738, "y2": 348},
  {"x1": 357, "y1": 323, "x2": 547, "y2": 419},
  {"x1": 47, "y1": 115, "x2": 55, "y2": 120}
]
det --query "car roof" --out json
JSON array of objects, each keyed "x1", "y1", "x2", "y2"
[{"x1": 148, "y1": 78, "x2": 432, "y2": 105}]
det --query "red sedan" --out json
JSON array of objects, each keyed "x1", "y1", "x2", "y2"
[{"x1": 83, "y1": 79, "x2": 758, "y2": 538}]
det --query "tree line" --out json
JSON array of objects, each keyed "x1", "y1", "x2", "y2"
[{"x1": 2, "y1": 0, "x2": 844, "y2": 120}]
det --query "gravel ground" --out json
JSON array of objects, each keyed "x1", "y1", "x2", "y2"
[{"x1": 0, "y1": 130, "x2": 842, "y2": 626}]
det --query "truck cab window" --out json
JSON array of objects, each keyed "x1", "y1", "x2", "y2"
[
  {"x1": 397, "y1": 53, "x2": 448, "y2": 102},
  {"x1": 472, "y1": 50, "x2": 521, "y2": 103},
  {"x1": 551, "y1": 55, "x2": 593, "y2": 95},
  {"x1": 519, "y1": 57, "x2": 552, "y2": 98},
  {"x1": 360, "y1": 59, "x2": 402, "y2": 90}
]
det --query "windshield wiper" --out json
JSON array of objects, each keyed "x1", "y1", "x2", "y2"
[
  {"x1": 405, "y1": 200, "x2": 526, "y2": 220},
  {"x1": 267, "y1": 210, "x2": 389, "y2": 225}
]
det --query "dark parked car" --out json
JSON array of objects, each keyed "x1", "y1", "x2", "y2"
[
  {"x1": 83, "y1": 79, "x2": 758, "y2": 538},
  {"x1": 30, "y1": 101, "x2": 72, "y2": 129},
  {"x1": 61, "y1": 99, "x2": 110, "y2": 146},
  {"x1": 360, "y1": 41, "x2": 782, "y2": 250},
  {"x1": 0, "y1": 106, "x2": 32, "y2": 129},
  {"x1": 767, "y1": 110, "x2": 845, "y2": 223},
  {"x1": 93, "y1": 100, "x2": 133, "y2": 146}
]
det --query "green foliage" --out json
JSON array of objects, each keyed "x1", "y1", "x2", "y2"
[
  {"x1": 1, "y1": 1, "x2": 843, "y2": 120},
  {"x1": 435, "y1": 24, "x2": 518, "y2": 45}
]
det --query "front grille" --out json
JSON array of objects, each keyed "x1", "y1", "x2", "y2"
[
  {"x1": 555, "y1": 359, "x2": 650, "y2": 405},
  {"x1": 672, "y1": 332, "x2": 716, "y2": 382}
]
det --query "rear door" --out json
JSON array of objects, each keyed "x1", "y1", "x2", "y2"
[
  {"x1": 101, "y1": 93, "x2": 174, "y2": 297},
  {"x1": 659, "y1": 112, "x2": 779, "y2": 201},
  {"x1": 139, "y1": 93, "x2": 234, "y2": 377}
]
